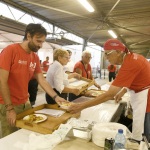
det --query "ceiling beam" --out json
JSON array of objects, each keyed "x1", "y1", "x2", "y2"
[
  {"x1": 0, "y1": 16, "x2": 26, "y2": 35},
  {"x1": 2, "y1": 0, "x2": 87, "y2": 39}
]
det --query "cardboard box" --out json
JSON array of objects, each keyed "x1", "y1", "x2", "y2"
[
  {"x1": 67, "y1": 128, "x2": 92, "y2": 141},
  {"x1": 16, "y1": 104, "x2": 80, "y2": 134}
]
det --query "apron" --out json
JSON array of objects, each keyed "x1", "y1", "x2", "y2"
[{"x1": 128, "y1": 88, "x2": 148, "y2": 141}]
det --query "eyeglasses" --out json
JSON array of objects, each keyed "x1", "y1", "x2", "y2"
[
  {"x1": 105, "y1": 50, "x2": 115, "y2": 56},
  {"x1": 63, "y1": 56, "x2": 70, "y2": 59},
  {"x1": 85, "y1": 56, "x2": 92, "y2": 59}
]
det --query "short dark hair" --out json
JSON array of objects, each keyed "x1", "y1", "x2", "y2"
[{"x1": 23, "y1": 23, "x2": 47, "y2": 40}]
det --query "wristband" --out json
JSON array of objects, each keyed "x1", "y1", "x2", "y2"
[
  {"x1": 5, "y1": 103, "x2": 13, "y2": 108},
  {"x1": 6, "y1": 107, "x2": 14, "y2": 112},
  {"x1": 53, "y1": 94, "x2": 58, "y2": 101}
]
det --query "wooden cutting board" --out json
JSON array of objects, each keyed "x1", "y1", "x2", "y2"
[
  {"x1": 16, "y1": 104, "x2": 80, "y2": 134},
  {"x1": 82, "y1": 89, "x2": 106, "y2": 97}
]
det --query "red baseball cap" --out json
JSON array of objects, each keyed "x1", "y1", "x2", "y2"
[{"x1": 103, "y1": 39, "x2": 126, "y2": 52}]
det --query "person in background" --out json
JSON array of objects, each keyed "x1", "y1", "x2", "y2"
[
  {"x1": 46, "y1": 49, "x2": 81, "y2": 104},
  {"x1": 64, "y1": 50, "x2": 74, "y2": 73},
  {"x1": 0, "y1": 23, "x2": 66, "y2": 137},
  {"x1": 74, "y1": 50, "x2": 101, "y2": 89},
  {"x1": 107, "y1": 64, "x2": 116, "y2": 82},
  {"x1": 42, "y1": 56, "x2": 49, "y2": 72},
  {"x1": 69, "y1": 39, "x2": 150, "y2": 142},
  {"x1": 28, "y1": 77, "x2": 38, "y2": 106}
]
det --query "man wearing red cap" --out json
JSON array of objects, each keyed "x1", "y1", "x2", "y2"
[{"x1": 69, "y1": 39, "x2": 150, "y2": 142}]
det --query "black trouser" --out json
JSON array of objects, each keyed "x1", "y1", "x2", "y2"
[
  {"x1": 45, "y1": 89, "x2": 80, "y2": 104},
  {"x1": 45, "y1": 89, "x2": 67, "y2": 104},
  {"x1": 109, "y1": 72, "x2": 116, "y2": 82},
  {"x1": 68, "y1": 93, "x2": 81, "y2": 101},
  {"x1": 144, "y1": 112, "x2": 150, "y2": 142},
  {"x1": 28, "y1": 79, "x2": 38, "y2": 106}
]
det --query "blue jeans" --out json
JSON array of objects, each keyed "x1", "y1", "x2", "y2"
[{"x1": 144, "y1": 112, "x2": 150, "y2": 142}]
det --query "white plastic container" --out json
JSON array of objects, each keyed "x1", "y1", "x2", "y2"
[{"x1": 92, "y1": 123, "x2": 128, "y2": 147}]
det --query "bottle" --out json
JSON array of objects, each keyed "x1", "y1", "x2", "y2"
[{"x1": 114, "y1": 129, "x2": 126, "y2": 150}]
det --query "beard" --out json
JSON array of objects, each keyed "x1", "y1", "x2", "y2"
[{"x1": 28, "y1": 41, "x2": 40, "y2": 52}]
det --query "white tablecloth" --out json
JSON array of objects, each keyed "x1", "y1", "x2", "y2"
[{"x1": 0, "y1": 84, "x2": 129, "y2": 150}]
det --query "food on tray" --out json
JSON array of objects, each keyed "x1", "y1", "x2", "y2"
[
  {"x1": 28, "y1": 114, "x2": 43, "y2": 122},
  {"x1": 23, "y1": 114, "x2": 47, "y2": 123},
  {"x1": 91, "y1": 93, "x2": 99, "y2": 96},
  {"x1": 59, "y1": 102, "x2": 73, "y2": 110},
  {"x1": 84, "y1": 90, "x2": 106, "y2": 97}
]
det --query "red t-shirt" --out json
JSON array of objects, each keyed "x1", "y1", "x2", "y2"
[
  {"x1": 0, "y1": 43, "x2": 42, "y2": 105},
  {"x1": 112, "y1": 53, "x2": 150, "y2": 112},
  {"x1": 108, "y1": 65, "x2": 116, "y2": 72},
  {"x1": 73, "y1": 61, "x2": 92, "y2": 79},
  {"x1": 42, "y1": 60, "x2": 49, "y2": 72}
]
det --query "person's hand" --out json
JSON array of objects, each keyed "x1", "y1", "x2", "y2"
[
  {"x1": 72, "y1": 88, "x2": 81, "y2": 96},
  {"x1": 94, "y1": 82, "x2": 101, "y2": 89},
  {"x1": 68, "y1": 103, "x2": 84, "y2": 114},
  {"x1": 6, "y1": 109, "x2": 16, "y2": 126},
  {"x1": 114, "y1": 94, "x2": 122, "y2": 103},
  {"x1": 73, "y1": 73, "x2": 81, "y2": 80},
  {"x1": 114, "y1": 90, "x2": 124, "y2": 103},
  {"x1": 55, "y1": 96, "x2": 68, "y2": 105}
]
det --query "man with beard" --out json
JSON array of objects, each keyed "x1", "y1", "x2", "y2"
[{"x1": 0, "y1": 23, "x2": 66, "y2": 137}]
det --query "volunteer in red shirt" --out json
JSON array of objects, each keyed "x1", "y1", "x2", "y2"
[
  {"x1": 0, "y1": 23, "x2": 66, "y2": 137},
  {"x1": 69, "y1": 39, "x2": 150, "y2": 142},
  {"x1": 74, "y1": 50, "x2": 101, "y2": 89},
  {"x1": 42, "y1": 56, "x2": 49, "y2": 72},
  {"x1": 107, "y1": 64, "x2": 117, "y2": 82}
]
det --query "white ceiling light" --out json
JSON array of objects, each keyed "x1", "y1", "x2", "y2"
[
  {"x1": 108, "y1": 30, "x2": 117, "y2": 38},
  {"x1": 77, "y1": 0, "x2": 95, "y2": 12},
  {"x1": 57, "y1": 35, "x2": 62, "y2": 39}
]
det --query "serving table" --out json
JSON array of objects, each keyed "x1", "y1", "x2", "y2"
[
  {"x1": 0, "y1": 83, "x2": 129, "y2": 150},
  {"x1": 0, "y1": 129, "x2": 102, "y2": 150}
]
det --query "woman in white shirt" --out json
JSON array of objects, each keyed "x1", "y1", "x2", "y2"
[{"x1": 46, "y1": 49, "x2": 81, "y2": 104}]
